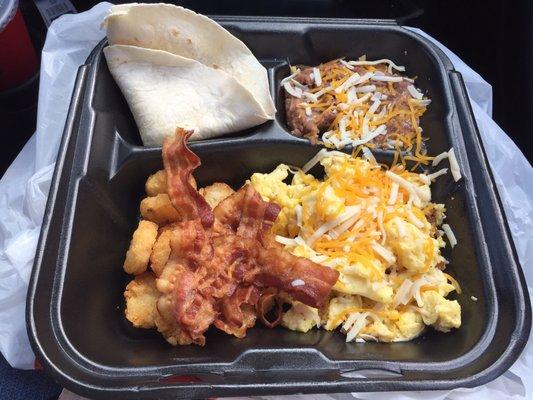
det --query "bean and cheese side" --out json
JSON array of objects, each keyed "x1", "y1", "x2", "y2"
[
  {"x1": 250, "y1": 150, "x2": 461, "y2": 342},
  {"x1": 283, "y1": 57, "x2": 431, "y2": 163}
]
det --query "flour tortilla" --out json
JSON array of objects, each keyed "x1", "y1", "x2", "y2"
[
  {"x1": 103, "y1": 45, "x2": 269, "y2": 146},
  {"x1": 103, "y1": 3, "x2": 275, "y2": 119}
]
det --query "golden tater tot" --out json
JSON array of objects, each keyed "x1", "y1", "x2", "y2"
[
  {"x1": 199, "y1": 182, "x2": 235, "y2": 208},
  {"x1": 140, "y1": 194, "x2": 181, "y2": 224},
  {"x1": 124, "y1": 272, "x2": 159, "y2": 329},
  {"x1": 145, "y1": 170, "x2": 197, "y2": 196},
  {"x1": 123, "y1": 220, "x2": 159, "y2": 275},
  {"x1": 150, "y1": 229, "x2": 173, "y2": 276},
  {"x1": 145, "y1": 170, "x2": 167, "y2": 196}
]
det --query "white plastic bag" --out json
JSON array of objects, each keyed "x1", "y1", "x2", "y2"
[
  {"x1": 0, "y1": 4, "x2": 531, "y2": 399},
  {"x1": 0, "y1": 2, "x2": 111, "y2": 369}
]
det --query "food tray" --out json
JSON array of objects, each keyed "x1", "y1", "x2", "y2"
[{"x1": 27, "y1": 17, "x2": 531, "y2": 399}]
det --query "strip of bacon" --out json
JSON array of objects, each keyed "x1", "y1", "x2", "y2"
[
  {"x1": 214, "y1": 285, "x2": 260, "y2": 338},
  {"x1": 163, "y1": 128, "x2": 214, "y2": 228},
  {"x1": 255, "y1": 246, "x2": 339, "y2": 309},
  {"x1": 157, "y1": 131, "x2": 340, "y2": 345}
]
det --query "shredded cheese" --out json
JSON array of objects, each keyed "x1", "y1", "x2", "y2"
[
  {"x1": 284, "y1": 81, "x2": 302, "y2": 98},
  {"x1": 407, "y1": 85, "x2": 424, "y2": 99},
  {"x1": 441, "y1": 224, "x2": 457, "y2": 248},
  {"x1": 428, "y1": 168, "x2": 448, "y2": 181},
  {"x1": 347, "y1": 58, "x2": 406, "y2": 72},
  {"x1": 447, "y1": 148, "x2": 462, "y2": 182},
  {"x1": 313, "y1": 67, "x2": 322, "y2": 86},
  {"x1": 432, "y1": 151, "x2": 448, "y2": 166}
]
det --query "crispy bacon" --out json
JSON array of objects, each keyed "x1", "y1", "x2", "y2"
[
  {"x1": 163, "y1": 128, "x2": 214, "y2": 228},
  {"x1": 255, "y1": 246, "x2": 339, "y2": 308},
  {"x1": 157, "y1": 130, "x2": 339, "y2": 345},
  {"x1": 256, "y1": 289, "x2": 284, "y2": 328},
  {"x1": 214, "y1": 285, "x2": 260, "y2": 337}
]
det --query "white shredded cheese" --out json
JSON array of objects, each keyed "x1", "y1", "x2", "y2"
[
  {"x1": 355, "y1": 84, "x2": 377, "y2": 93},
  {"x1": 280, "y1": 70, "x2": 300, "y2": 86},
  {"x1": 342, "y1": 312, "x2": 359, "y2": 331},
  {"x1": 385, "y1": 171, "x2": 431, "y2": 203},
  {"x1": 432, "y1": 151, "x2": 448, "y2": 166},
  {"x1": 275, "y1": 235, "x2": 297, "y2": 246},
  {"x1": 396, "y1": 218, "x2": 406, "y2": 237},
  {"x1": 339, "y1": 59, "x2": 355, "y2": 70},
  {"x1": 295, "y1": 205, "x2": 303, "y2": 228},
  {"x1": 347, "y1": 87, "x2": 357, "y2": 103},
  {"x1": 346, "y1": 312, "x2": 369, "y2": 342},
  {"x1": 351, "y1": 124, "x2": 387, "y2": 147},
  {"x1": 377, "y1": 211, "x2": 386, "y2": 244},
  {"x1": 371, "y1": 75, "x2": 403, "y2": 82},
  {"x1": 388, "y1": 182, "x2": 399, "y2": 205},
  {"x1": 301, "y1": 149, "x2": 327, "y2": 172},
  {"x1": 284, "y1": 81, "x2": 302, "y2": 98},
  {"x1": 351, "y1": 92, "x2": 372, "y2": 106},
  {"x1": 305, "y1": 106, "x2": 312, "y2": 117},
  {"x1": 393, "y1": 279, "x2": 413, "y2": 307},
  {"x1": 347, "y1": 59, "x2": 406, "y2": 72},
  {"x1": 330, "y1": 213, "x2": 360, "y2": 238},
  {"x1": 407, "y1": 85, "x2": 424, "y2": 99},
  {"x1": 334, "y1": 72, "x2": 361, "y2": 93},
  {"x1": 290, "y1": 78, "x2": 307, "y2": 90},
  {"x1": 339, "y1": 117, "x2": 348, "y2": 138},
  {"x1": 301, "y1": 149, "x2": 347, "y2": 173},
  {"x1": 407, "y1": 210, "x2": 425, "y2": 228},
  {"x1": 368, "y1": 98, "x2": 381, "y2": 114},
  {"x1": 371, "y1": 242, "x2": 396, "y2": 264},
  {"x1": 428, "y1": 168, "x2": 448, "y2": 181},
  {"x1": 419, "y1": 173, "x2": 431, "y2": 185},
  {"x1": 313, "y1": 67, "x2": 322, "y2": 86},
  {"x1": 411, "y1": 278, "x2": 428, "y2": 307},
  {"x1": 310, "y1": 254, "x2": 329, "y2": 263},
  {"x1": 303, "y1": 91, "x2": 318, "y2": 103},
  {"x1": 361, "y1": 146, "x2": 376, "y2": 164},
  {"x1": 291, "y1": 279, "x2": 305, "y2": 287},
  {"x1": 314, "y1": 86, "x2": 333, "y2": 99},
  {"x1": 307, "y1": 206, "x2": 361, "y2": 246},
  {"x1": 448, "y1": 148, "x2": 462, "y2": 182},
  {"x1": 442, "y1": 223, "x2": 457, "y2": 248},
  {"x1": 414, "y1": 99, "x2": 432, "y2": 106}
]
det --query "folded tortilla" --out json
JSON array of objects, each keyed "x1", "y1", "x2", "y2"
[
  {"x1": 103, "y1": 3, "x2": 275, "y2": 131},
  {"x1": 104, "y1": 45, "x2": 270, "y2": 146}
]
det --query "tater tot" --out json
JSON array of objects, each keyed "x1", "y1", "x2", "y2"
[
  {"x1": 123, "y1": 220, "x2": 159, "y2": 275},
  {"x1": 199, "y1": 182, "x2": 235, "y2": 208},
  {"x1": 145, "y1": 170, "x2": 197, "y2": 196},
  {"x1": 140, "y1": 194, "x2": 181, "y2": 224},
  {"x1": 145, "y1": 170, "x2": 167, "y2": 196},
  {"x1": 150, "y1": 229, "x2": 173, "y2": 276},
  {"x1": 124, "y1": 272, "x2": 159, "y2": 329}
]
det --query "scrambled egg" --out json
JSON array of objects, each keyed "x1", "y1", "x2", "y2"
[{"x1": 250, "y1": 151, "x2": 462, "y2": 342}]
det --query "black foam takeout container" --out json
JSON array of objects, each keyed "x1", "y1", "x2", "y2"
[{"x1": 27, "y1": 17, "x2": 530, "y2": 399}]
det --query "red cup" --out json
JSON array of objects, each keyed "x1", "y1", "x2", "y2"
[{"x1": 0, "y1": 1, "x2": 38, "y2": 91}]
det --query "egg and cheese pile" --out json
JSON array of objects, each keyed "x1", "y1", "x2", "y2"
[{"x1": 249, "y1": 150, "x2": 461, "y2": 342}]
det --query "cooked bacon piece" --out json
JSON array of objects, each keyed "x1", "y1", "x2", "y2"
[
  {"x1": 237, "y1": 185, "x2": 281, "y2": 244},
  {"x1": 214, "y1": 285, "x2": 260, "y2": 338},
  {"x1": 153, "y1": 131, "x2": 339, "y2": 345},
  {"x1": 256, "y1": 289, "x2": 284, "y2": 328},
  {"x1": 163, "y1": 128, "x2": 214, "y2": 228},
  {"x1": 213, "y1": 188, "x2": 245, "y2": 232},
  {"x1": 255, "y1": 246, "x2": 339, "y2": 309}
]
